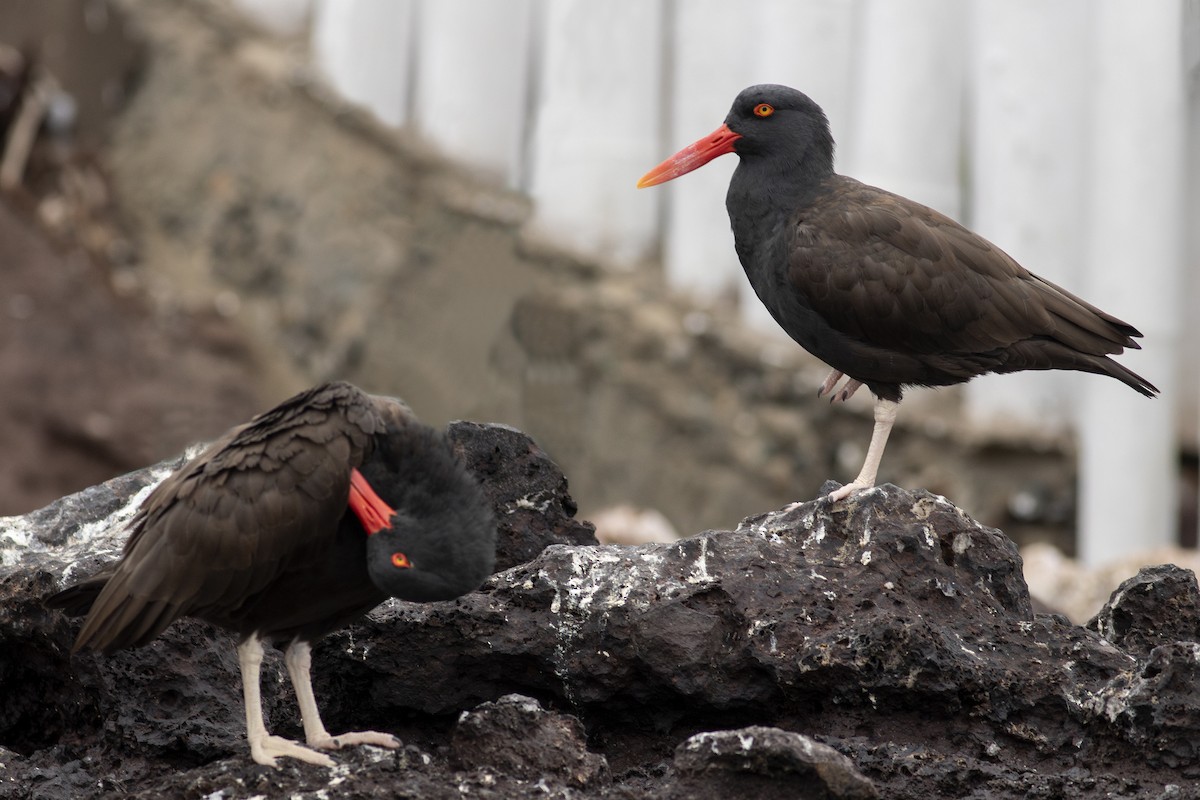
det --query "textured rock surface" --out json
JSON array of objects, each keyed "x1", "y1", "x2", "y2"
[
  {"x1": 1074, "y1": 635, "x2": 1200, "y2": 770},
  {"x1": 2, "y1": 432, "x2": 1198, "y2": 798},
  {"x1": 672, "y1": 726, "x2": 878, "y2": 799},
  {"x1": 447, "y1": 421, "x2": 596, "y2": 571},
  {"x1": 1087, "y1": 564, "x2": 1200, "y2": 657},
  {"x1": 451, "y1": 694, "x2": 608, "y2": 786}
]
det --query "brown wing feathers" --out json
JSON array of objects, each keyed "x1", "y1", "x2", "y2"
[
  {"x1": 56, "y1": 382, "x2": 392, "y2": 654},
  {"x1": 793, "y1": 179, "x2": 1156, "y2": 396}
]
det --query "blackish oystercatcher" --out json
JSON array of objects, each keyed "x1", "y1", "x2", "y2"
[
  {"x1": 639, "y1": 84, "x2": 1156, "y2": 501},
  {"x1": 46, "y1": 381, "x2": 496, "y2": 766}
]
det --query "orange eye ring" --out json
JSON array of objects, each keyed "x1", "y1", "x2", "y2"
[
  {"x1": 391, "y1": 552, "x2": 412, "y2": 569},
  {"x1": 753, "y1": 103, "x2": 775, "y2": 118}
]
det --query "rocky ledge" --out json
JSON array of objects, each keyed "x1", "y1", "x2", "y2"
[{"x1": 1, "y1": 423, "x2": 1198, "y2": 799}]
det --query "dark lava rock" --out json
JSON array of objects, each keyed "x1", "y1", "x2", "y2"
[
  {"x1": 1077, "y1": 641, "x2": 1200, "y2": 770},
  {"x1": 345, "y1": 483, "x2": 1044, "y2": 722},
  {"x1": 671, "y1": 725, "x2": 878, "y2": 799},
  {"x1": 447, "y1": 420, "x2": 598, "y2": 570},
  {"x1": 0, "y1": 423, "x2": 592, "y2": 788},
  {"x1": 4, "y1": 461, "x2": 1199, "y2": 798},
  {"x1": 451, "y1": 693, "x2": 608, "y2": 786},
  {"x1": 1073, "y1": 566, "x2": 1200, "y2": 771},
  {"x1": 1087, "y1": 564, "x2": 1200, "y2": 657}
]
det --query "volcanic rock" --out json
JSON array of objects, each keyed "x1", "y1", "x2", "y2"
[
  {"x1": 672, "y1": 726, "x2": 878, "y2": 799},
  {"x1": 447, "y1": 420, "x2": 597, "y2": 570},
  {"x1": 1078, "y1": 641, "x2": 1200, "y2": 769},
  {"x1": 450, "y1": 694, "x2": 608, "y2": 786},
  {"x1": 2, "y1": 427, "x2": 1198, "y2": 798},
  {"x1": 1086, "y1": 564, "x2": 1200, "y2": 658}
]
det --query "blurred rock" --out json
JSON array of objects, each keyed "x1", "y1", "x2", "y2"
[
  {"x1": 1023, "y1": 542, "x2": 1200, "y2": 623},
  {"x1": 589, "y1": 504, "x2": 679, "y2": 545}
]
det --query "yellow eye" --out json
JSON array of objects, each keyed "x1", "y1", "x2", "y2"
[
  {"x1": 753, "y1": 103, "x2": 774, "y2": 118},
  {"x1": 391, "y1": 552, "x2": 412, "y2": 569}
]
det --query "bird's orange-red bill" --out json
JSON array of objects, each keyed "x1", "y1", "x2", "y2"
[
  {"x1": 637, "y1": 123, "x2": 742, "y2": 188},
  {"x1": 348, "y1": 468, "x2": 396, "y2": 535}
]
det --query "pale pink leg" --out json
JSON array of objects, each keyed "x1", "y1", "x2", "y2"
[
  {"x1": 239, "y1": 636, "x2": 335, "y2": 767},
  {"x1": 827, "y1": 398, "x2": 899, "y2": 502},
  {"x1": 284, "y1": 641, "x2": 400, "y2": 753}
]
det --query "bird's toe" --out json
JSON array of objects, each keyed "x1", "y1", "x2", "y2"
[
  {"x1": 832, "y1": 379, "x2": 863, "y2": 404},
  {"x1": 825, "y1": 480, "x2": 871, "y2": 503},
  {"x1": 816, "y1": 369, "x2": 844, "y2": 398},
  {"x1": 251, "y1": 734, "x2": 336, "y2": 768},
  {"x1": 312, "y1": 730, "x2": 401, "y2": 751}
]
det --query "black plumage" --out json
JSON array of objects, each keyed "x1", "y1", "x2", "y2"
[
  {"x1": 640, "y1": 84, "x2": 1155, "y2": 499},
  {"x1": 47, "y1": 381, "x2": 496, "y2": 766}
]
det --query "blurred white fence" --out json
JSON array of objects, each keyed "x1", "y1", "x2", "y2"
[{"x1": 234, "y1": 0, "x2": 1200, "y2": 566}]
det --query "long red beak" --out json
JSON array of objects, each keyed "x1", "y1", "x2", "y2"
[
  {"x1": 637, "y1": 123, "x2": 742, "y2": 188},
  {"x1": 348, "y1": 468, "x2": 395, "y2": 535}
]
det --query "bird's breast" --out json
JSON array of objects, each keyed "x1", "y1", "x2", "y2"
[{"x1": 732, "y1": 216, "x2": 831, "y2": 351}]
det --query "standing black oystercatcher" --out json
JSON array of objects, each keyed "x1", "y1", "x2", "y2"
[
  {"x1": 46, "y1": 381, "x2": 496, "y2": 767},
  {"x1": 639, "y1": 84, "x2": 1156, "y2": 501}
]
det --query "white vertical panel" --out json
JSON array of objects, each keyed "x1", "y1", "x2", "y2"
[
  {"x1": 843, "y1": 0, "x2": 965, "y2": 218},
  {"x1": 412, "y1": 0, "x2": 534, "y2": 187},
  {"x1": 1078, "y1": 0, "x2": 1185, "y2": 565},
  {"x1": 963, "y1": 0, "x2": 1091, "y2": 431},
  {"x1": 659, "y1": 0, "x2": 753, "y2": 299},
  {"x1": 1184, "y1": 0, "x2": 1200, "y2": 545},
  {"x1": 525, "y1": 0, "x2": 665, "y2": 267},
  {"x1": 749, "y1": 0, "x2": 857, "y2": 136},
  {"x1": 311, "y1": 0, "x2": 415, "y2": 128}
]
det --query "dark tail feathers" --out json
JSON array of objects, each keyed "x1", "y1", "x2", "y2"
[{"x1": 44, "y1": 576, "x2": 107, "y2": 618}]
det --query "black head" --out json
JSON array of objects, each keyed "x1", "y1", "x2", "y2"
[
  {"x1": 638, "y1": 83, "x2": 835, "y2": 189},
  {"x1": 361, "y1": 423, "x2": 497, "y2": 603},
  {"x1": 723, "y1": 84, "x2": 834, "y2": 165}
]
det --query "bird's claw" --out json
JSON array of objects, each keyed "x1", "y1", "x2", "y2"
[
  {"x1": 832, "y1": 379, "x2": 863, "y2": 404},
  {"x1": 816, "y1": 370, "x2": 863, "y2": 404},
  {"x1": 816, "y1": 369, "x2": 843, "y2": 398}
]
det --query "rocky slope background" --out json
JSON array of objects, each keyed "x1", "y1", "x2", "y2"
[
  {"x1": 3, "y1": 3, "x2": 1200, "y2": 797},
  {"x1": 3, "y1": 423, "x2": 1199, "y2": 799},
  {"x1": 0, "y1": 0, "x2": 1131, "y2": 552}
]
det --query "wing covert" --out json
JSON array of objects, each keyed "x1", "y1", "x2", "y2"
[{"x1": 788, "y1": 180, "x2": 1059, "y2": 357}]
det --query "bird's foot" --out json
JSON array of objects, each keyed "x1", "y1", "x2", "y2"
[
  {"x1": 249, "y1": 733, "x2": 336, "y2": 768},
  {"x1": 816, "y1": 370, "x2": 843, "y2": 398},
  {"x1": 309, "y1": 730, "x2": 401, "y2": 751},
  {"x1": 832, "y1": 379, "x2": 863, "y2": 403},
  {"x1": 815, "y1": 370, "x2": 863, "y2": 404},
  {"x1": 825, "y1": 480, "x2": 874, "y2": 503}
]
